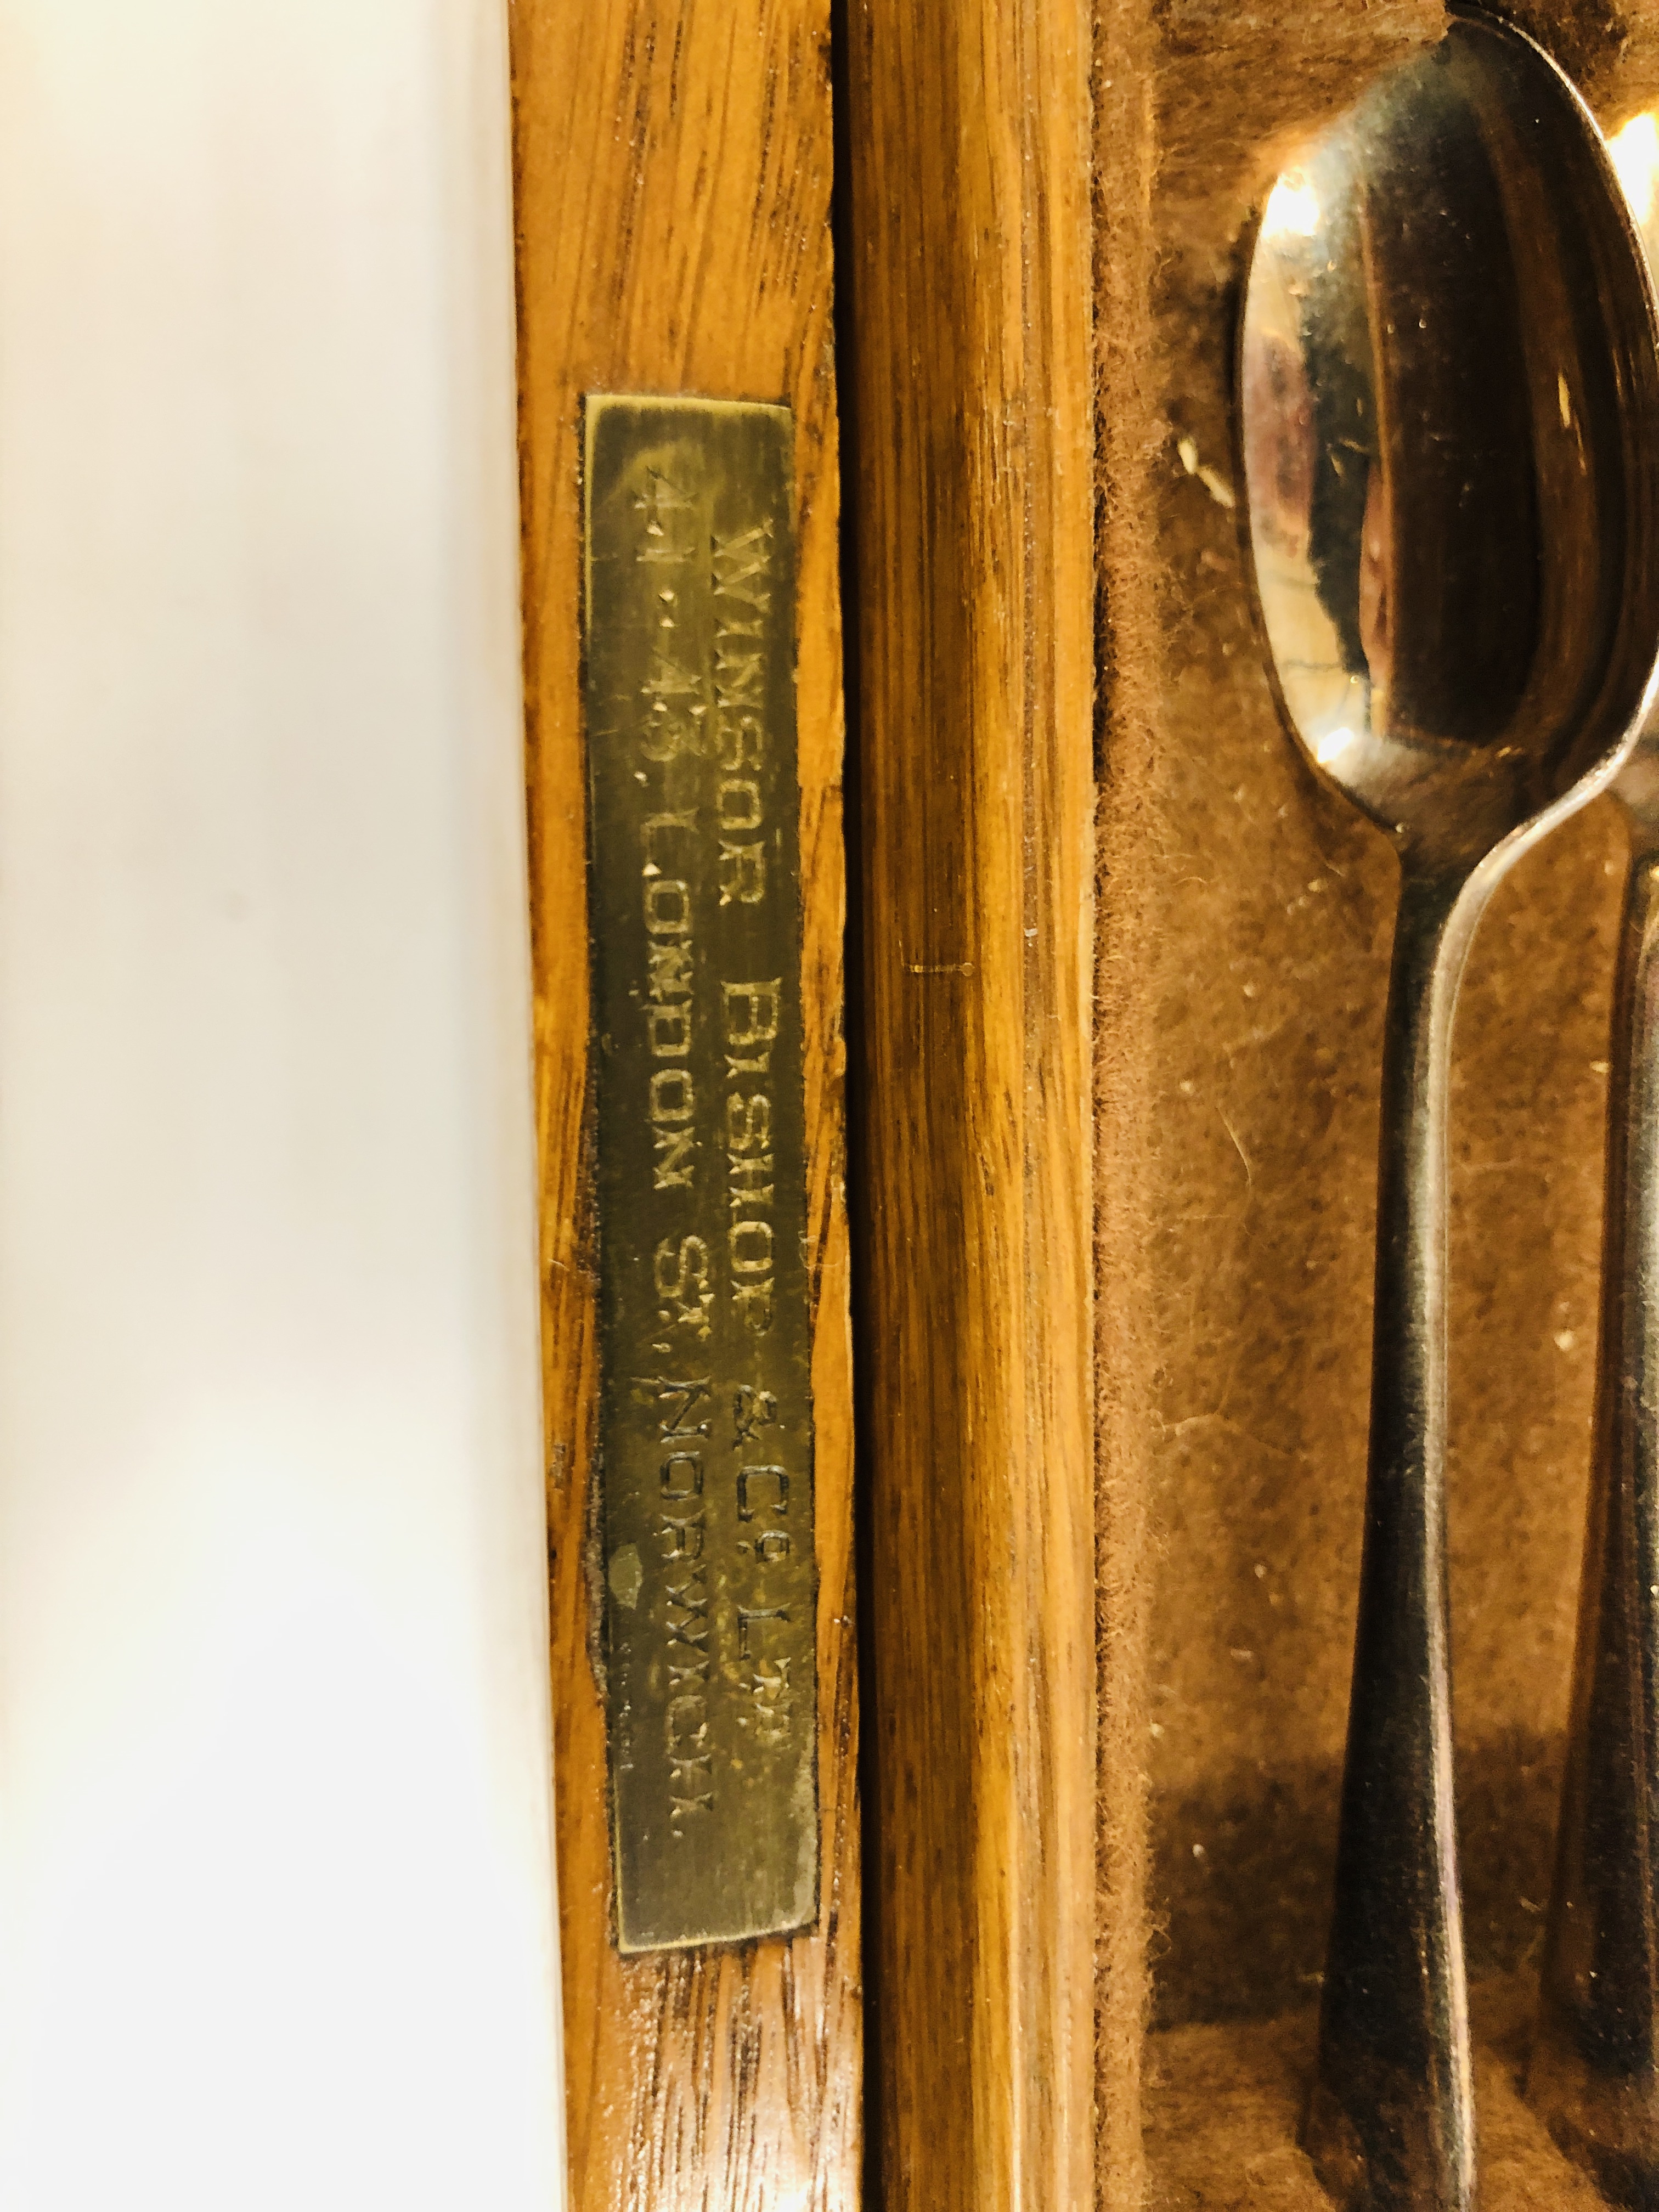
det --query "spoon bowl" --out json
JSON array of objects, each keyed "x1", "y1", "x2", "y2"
[
  {"x1": 1240, "y1": 13, "x2": 1659, "y2": 2208},
  {"x1": 1243, "y1": 12, "x2": 1659, "y2": 874}
]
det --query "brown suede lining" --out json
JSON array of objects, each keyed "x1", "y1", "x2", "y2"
[{"x1": 1146, "y1": 1978, "x2": 1610, "y2": 2205}]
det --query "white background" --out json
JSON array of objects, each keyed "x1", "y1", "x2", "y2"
[{"x1": 0, "y1": 4, "x2": 565, "y2": 2204}]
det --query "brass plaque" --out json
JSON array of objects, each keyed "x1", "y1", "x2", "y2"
[{"x1": 583, "y1": 394, "x2": 817, "y2": 1953}]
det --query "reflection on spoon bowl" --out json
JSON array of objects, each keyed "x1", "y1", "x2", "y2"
[{"x1": 1244, "y1": 23, "x2": 1659, "y2": 873}]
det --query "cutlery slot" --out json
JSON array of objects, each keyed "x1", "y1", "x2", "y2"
[{"x1": 1119, "y1": 4, "x2": 1659, "y2": 2199}]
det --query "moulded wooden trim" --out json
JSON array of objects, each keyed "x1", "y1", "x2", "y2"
[{"x1": 838, "y1": 2, "x2": 1098, "y2": 2204}]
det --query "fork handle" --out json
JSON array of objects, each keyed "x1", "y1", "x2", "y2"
[{"x1": 1531, "y1": 837, "x2": 1659, "y2": 2199}]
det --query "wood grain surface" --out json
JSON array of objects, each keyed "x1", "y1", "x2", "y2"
[
  {"x1": 838, "y1": 5, "x2": 1097, "y2": 2208},
  {"x1": 510, "y1": 4, "x2": 860, "y2": 2205}
]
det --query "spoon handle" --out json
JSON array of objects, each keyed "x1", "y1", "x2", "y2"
[
  {"x1": 1304, "y1": 864, "x2": 1476, "y2": 2212},
  {"x1": 1530, "y1": 838, "x2": 1659, "y2": 2198}
]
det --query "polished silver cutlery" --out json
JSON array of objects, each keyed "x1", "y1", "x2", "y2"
[
  {"x1": 1530, "y1": 113, "x2": 1659, "y2": 2212},
  {"x1": 1240, "y1": 12, "x2": 1659, "y2": 2203},
  {"x1": 1530, "y1": 709, "x2": 1659, "y2": 2208}
]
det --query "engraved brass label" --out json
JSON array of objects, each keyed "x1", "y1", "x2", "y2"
[{"x1": 583, "y1": 394, "x2": 816, "y2": 1954}]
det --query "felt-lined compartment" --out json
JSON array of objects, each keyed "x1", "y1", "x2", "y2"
[{"x1": 1095, "y1": 2, "x2": 1659, "y2": 2198}]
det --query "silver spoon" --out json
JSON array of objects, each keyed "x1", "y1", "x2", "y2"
[
  {"x1": 1239, "y1": 13, "x2": 1659, "y2": 2207},
  {"x1": 1531, "y1": 114, "x2": 1659, "y2": 2208}
]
